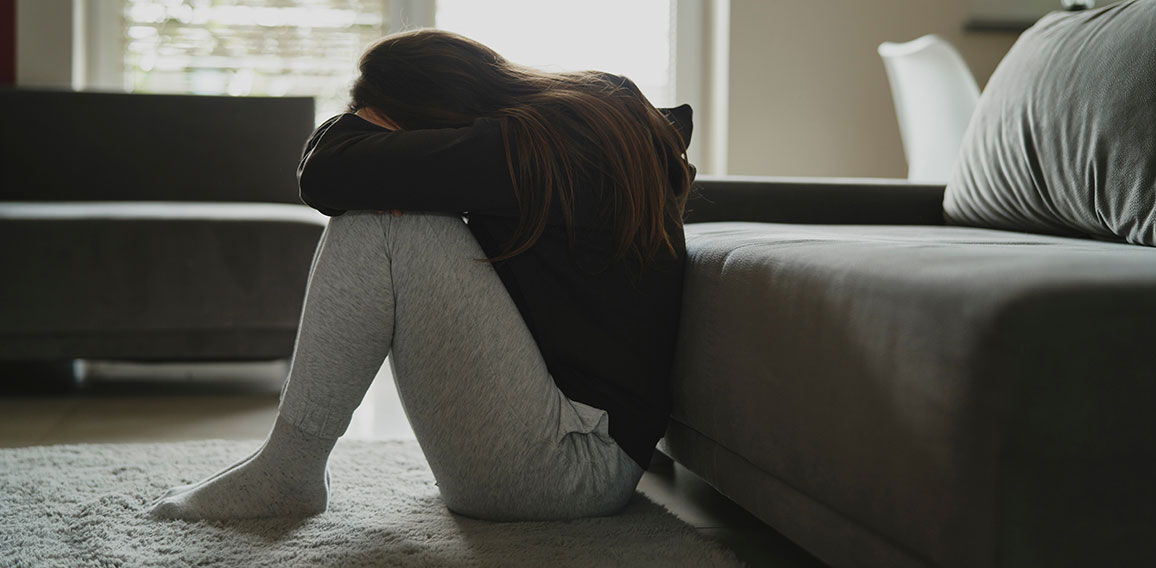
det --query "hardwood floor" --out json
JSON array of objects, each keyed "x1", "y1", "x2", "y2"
[{"x1": 0, "y1": 360, "x2": 824, "y2": 568}]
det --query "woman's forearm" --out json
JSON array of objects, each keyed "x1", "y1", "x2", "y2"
[{"x1": 297, "y1": 114, "x2": 519, "y2": 216}]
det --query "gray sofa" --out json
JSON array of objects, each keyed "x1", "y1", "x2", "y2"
[
  {"x1": 666, "y1": 176, "x2": 1156, "y2": 567},
  {"x1": 0, "y1": 90, "x2": 327, "y2": 366}
]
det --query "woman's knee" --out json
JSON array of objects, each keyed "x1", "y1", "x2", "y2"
[
  {"x1": 325, "y1": 210, "x2": 373, "y2": 230},
  {"x1": 323, "y1": 210, "x2": 390, "y2": 244},
  {"x1": 404, "y1": 212, "x2": 470, "y2": 235},
  {"x1": 387, "y1": 212, "x2": 480, "y2": 256},
  {"x1": 332, "y1": 211, "x2": 465, "y2": 237}
]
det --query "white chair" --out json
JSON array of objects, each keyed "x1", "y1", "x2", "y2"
[{"x1": 878, "y1": 35, "x2": 980, "y2": 184}]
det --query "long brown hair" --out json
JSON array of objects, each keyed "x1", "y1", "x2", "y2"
[{"x1": 349, "y1": 29, "x2": 692, "y2": 265}]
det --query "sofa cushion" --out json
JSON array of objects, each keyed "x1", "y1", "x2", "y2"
[
  {"x1": 944, "y1": 0, "x2": 1156, "y2": 246},
  {"x1": 0, "y1": 202, "x2": 326, "y2": 360},
  {"x1": 673, "y1": 222, "x2": 1156, "y2": 566}
]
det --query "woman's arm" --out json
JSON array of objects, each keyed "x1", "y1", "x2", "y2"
[
  {"x1": 297, "y1": 114, "x2": 520, "y2": 217},
  {"x1": 298, "y1": 106, "x2": 695, "y2": 217}
]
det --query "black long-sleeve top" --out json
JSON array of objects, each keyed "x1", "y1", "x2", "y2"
[{"x1": 297, "y1": 104, "x2": 693, "y2": 469}]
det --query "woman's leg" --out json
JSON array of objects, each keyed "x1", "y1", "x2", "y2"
[
  {"x1": 148, "y1": 210, "x2": 395, "y2": 520},
  {"x1": 149, "y1": 211, "x2": 640, "y2": 521},
  {"x1": 379, "y1": 212, "x2": 643, "y2": 521}
]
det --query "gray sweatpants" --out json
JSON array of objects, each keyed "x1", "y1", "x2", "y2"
[{"x1": 277, "y1": 210, "x2": 644, "y2": 521}]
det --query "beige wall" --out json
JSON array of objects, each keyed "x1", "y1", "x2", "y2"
[
  {"x1": 15, "y1": 0, "x2": 74, "y2": 89},
  {"x1": 724, "y1": 0, "x2": 1021, "y2": 178}
]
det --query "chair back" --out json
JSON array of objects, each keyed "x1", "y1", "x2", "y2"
[{"x1": 878, "y1": 35, "x2": 980, "y2": 184}]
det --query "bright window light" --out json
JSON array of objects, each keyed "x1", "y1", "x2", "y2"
[
  {"x1": 119, "y1": 0, "x2": 679, "y2": 123},
  {"x1": 435, "y1": 0, "x2": 675, "y2": 107},
  {"x1": 122, "y1": 0, "x2": 385, "y2": 123}
]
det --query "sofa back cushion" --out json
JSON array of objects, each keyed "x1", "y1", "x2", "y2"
[
  {"x1": 943, "y1": 0, "x2": 1156, "y2": 246},
  {"x1": 0, "y1": 90, "x2": 314, "y2": 204}
]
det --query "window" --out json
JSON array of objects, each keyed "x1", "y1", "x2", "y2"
[
  {"x1": 433, "y1": 0, "x2": 704, "y2": 165},
  {"x1": 87, "y1": 0, "x2": 701, "y2": 145},
  {"x1": 435, "y1": 0, "x2": 675, "y2": 107},
  {"x1": 120, "y1": 0, "x2": 386, "y2": 123}
]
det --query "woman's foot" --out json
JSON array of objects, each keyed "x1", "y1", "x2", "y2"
[
  {"x1": 147, "y1": 416, "x2": 337, "y2": 521},
  {"x1": 151, "y1": 446, "x2": 265, "y2": 501}
]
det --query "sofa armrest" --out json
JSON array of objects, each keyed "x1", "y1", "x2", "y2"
[{"x1": 684, "y1": 175, "x2": 946, "y2": 225}]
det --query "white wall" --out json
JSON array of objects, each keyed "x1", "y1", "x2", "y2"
[{"x1": 721, "y1": 0, "x2": 1020, "y2": 178}]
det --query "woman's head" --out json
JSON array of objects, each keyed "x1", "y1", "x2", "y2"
[
  {"x1": 350, "y1": 29, "x2": 529, "y2": 129},
  {"x1": 350, "y1": 29, "x2": 692, "y2": 264}
]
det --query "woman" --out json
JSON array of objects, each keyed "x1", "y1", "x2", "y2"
[{"x1": 148, "y1": 29, "x2": 693, "y2": 522}]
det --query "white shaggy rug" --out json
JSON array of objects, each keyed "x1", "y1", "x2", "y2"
[{"x1": 0, "y1": 439, "x2": 743, "y2": 567}]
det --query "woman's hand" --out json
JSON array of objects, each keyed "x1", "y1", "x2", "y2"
[{"x1": 356, "y1": 107, "x2": 400, "y2": 130}]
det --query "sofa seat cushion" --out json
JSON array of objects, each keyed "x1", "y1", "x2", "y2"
[
  {"x1": 673, "y1": 222, "x2": 1156, "y2": 566},
  {"x1": 0, "y1": 202, "x2": 327, "y2": 360}
]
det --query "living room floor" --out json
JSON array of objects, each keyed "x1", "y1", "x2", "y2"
[{"x1": 1, "y1": 359, "x2": 825, "y2": 568}]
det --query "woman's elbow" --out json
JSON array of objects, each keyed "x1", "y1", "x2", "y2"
[{"x1": 298, "y1": 158, "x2": 351, "y2": 213}]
